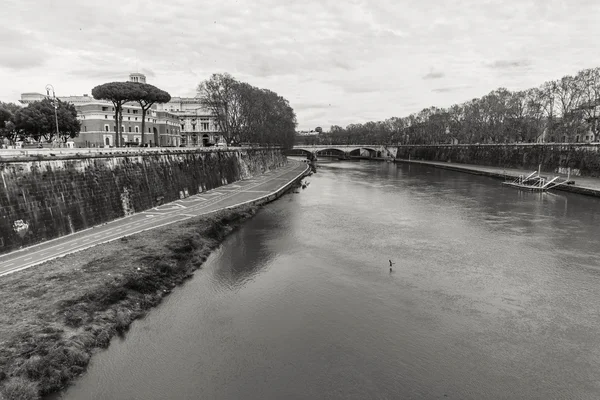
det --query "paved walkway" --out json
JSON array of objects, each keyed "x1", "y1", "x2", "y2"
[
  {"x1": 396, "y1": 159, "x2": 600, "y2": 196},
  {"x1": 0, "y1": 161, "x2": 308, "y2": 277}
]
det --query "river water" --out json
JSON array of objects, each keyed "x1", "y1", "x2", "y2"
[{"x1": 58, "y1": 159, "x2": 600, "y2": 400}]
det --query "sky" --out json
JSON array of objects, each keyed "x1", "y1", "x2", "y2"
[{"x1": 2, "y1": 0, "x2": 600, "y2": 131}]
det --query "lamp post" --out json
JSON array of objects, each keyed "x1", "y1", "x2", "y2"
[{"x1": 45, "y1": 84, "x2": 59, "y2": 142}]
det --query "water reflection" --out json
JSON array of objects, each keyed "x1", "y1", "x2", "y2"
[{"x1": 210, "y1": 226, "x2": 273, "y2": 291}]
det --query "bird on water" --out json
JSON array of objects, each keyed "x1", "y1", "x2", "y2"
[{"x1": 389, "y1": 259, "x2": 395, "y2": 272}]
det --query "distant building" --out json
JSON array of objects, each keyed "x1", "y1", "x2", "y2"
[
  {"x1": 156, "y1": 97, "x2": 220, "y2": 147},
  {"x1": 19, "y1": 73, "x2": 221, "y2": 148},
  {"x1": 296, "y1": 130, "x2": 317, "y2": 136}
]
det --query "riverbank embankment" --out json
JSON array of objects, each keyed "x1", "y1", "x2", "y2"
[
  {"x1": 0, "y1": 147, "x2": 286, "y2": 255},
  {"x1": 395, "y1": 159, "x2": 600, "y2": 197},
  {"x1": 395, "y1": 143, "x2": 600, "y2": 177},
  {"x1": 0, "y1": 165, "x2": 309, "y2": 400}
]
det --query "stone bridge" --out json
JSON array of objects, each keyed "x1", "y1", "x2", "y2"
[{"x1": 290, "y1": 145, "x2": 398, "y2": 159}]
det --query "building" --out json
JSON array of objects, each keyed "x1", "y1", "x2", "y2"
[
  {"x1": 19, "y1": 73, "x2": 221, "y2": 148},
  {"x1": 156, "y1": 97, "x2": 220, "y2": 147}
]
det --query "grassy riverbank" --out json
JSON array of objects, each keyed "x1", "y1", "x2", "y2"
[{"x1": 0, "y1": 206, "x2": 258, "y2": 400}]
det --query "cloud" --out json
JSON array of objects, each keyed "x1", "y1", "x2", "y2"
[
  {"x1": 0, "y1": 26, "x2": 49, "y2": 70},
  {"x1": 487, "y1": 59, "x2": 532, "y2": 69},
  {"x1": 294, "y1": 102, "x2": 333, "y2": 111},
  {"x1": 68, "y1": 69, "x2": 128, "y2": 81},
  {"x1": 432, "y1": 86, "x2": 472, "y2": 93},
  {"x1": 0, "y1": 49, "x2": 48, "y2": 70},
  {"x1": 2, "y1": 0, "x2": 600, "y2": 130},
  {"x1": 423, "y1": 71, "x2": 445, "y2": 80}
]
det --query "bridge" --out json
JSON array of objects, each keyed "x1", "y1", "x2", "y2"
[{"x1": 290, "y1": 145, "x2": 398, "y2": 159}]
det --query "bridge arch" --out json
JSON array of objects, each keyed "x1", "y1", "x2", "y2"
[
  {"x1": 315, "y1": 148, "x2": 346, "y2": 157},
  {"x1": 286, "y1": 148, "x2": 313, "y2": 158},
  {"x1": 348, "y1": 147, "x2": 378, "y2": 157}
]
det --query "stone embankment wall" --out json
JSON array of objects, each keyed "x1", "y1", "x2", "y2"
[
  {"x1": 395, "y1": 144, "x2": 600, "y2": 177},
  {"x1": 0, "y1": 149, "x2": 286, "y2": 254}
]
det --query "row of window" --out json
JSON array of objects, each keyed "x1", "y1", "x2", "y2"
[
  {"x1": 100, "y1": 125, "x2": 176, "y2": 134},
  {"x1": 101, "y1": 106, "x2": 139, "y2": 114},
  {"x1": 180, "y1": 122, "x2": 211, "y2": 131},
  {"x1": 102, "y1": 115, "x2": 161, "y2": 122},
  {"x1": 103, "y1": 125, "x2": 141, "y2": 133}
]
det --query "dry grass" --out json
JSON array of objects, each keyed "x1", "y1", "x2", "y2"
[{"x1": 0, "y1": 206, "x2": 257, "y2": 400}]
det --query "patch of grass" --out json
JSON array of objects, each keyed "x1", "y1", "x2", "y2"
[
  {"x1": 0, "y1": 206, "x2": 258, "y2": 399},
  {"x1": 0, "y1": 377, "x2": 39, "y2": 400}
]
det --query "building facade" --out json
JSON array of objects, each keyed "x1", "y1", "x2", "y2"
[
  {"x1": 19, "y1": 73, "x2": 221, "y2": 148},
  {"x1": 156, "y1": 97, "x2": 221, "y2": 146}
]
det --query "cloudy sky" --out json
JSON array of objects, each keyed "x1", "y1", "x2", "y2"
[{"x1": 2, "y1": 0, "x2": 600, "y2": 130}]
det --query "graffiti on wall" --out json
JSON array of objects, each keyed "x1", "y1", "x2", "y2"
[{"x1": 13, "y1": 220, "x2": 29, "y2": 238}]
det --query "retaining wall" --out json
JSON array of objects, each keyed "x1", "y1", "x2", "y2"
[
  {"x1": 395, "y1": 144, "x2": 600, "y2": 177},
  {"x1": 0, "y1": 148, "x2": 286, "y2": 254}
]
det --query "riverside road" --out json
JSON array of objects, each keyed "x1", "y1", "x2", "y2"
[{"x1": 0, "y1": 161, "x2": 308, "y2": 277}]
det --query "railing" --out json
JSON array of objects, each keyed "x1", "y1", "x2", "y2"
[
  {"x1": 0, "y1": 145, "x2": 281, "y2": 159},
  {"x1": 294, "y1": 143, "x2": 600, "y2": 150}
]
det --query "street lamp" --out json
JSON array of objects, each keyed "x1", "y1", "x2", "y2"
[{"x1": 45, "y1": 84, "x2": 59, "y2": 142}]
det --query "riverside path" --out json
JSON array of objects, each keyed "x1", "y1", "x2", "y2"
[
  {"x1": 0, "y1": 160, "x2": 309, "y2": 277},
  {"x1": 395, "y1": 158, "x2": 600, "y2": 197}
]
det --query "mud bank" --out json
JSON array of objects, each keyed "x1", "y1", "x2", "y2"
[{"x1": 0, "y1": 206, "x2": 261, "y2": 400}]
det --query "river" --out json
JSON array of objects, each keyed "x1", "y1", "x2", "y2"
[{"x1": 56, "y1": 159, "x2": 600, "y2": 400}]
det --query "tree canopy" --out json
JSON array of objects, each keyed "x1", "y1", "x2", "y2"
[
  {"x1": 92, "y1": 82, "x2": 146, "y2": 147},
  {"x1": 92, "y1": 81, "x2": 171, "y2": 147},
  {"x1": 197, "y1": 73, "x2": 296, "y2": 148},
  {"x1": 315, "y1": 66, "x2": 600, "y2": 146},
  {"x1": 12, "y1": 98, "x2": 80, "y2": 142},
  {"x1": 0, "y1": 102, "x2": 21, "y2": 143},
  {"x1": 130, "y1": 82, "x2": 171, "y2": 146}
]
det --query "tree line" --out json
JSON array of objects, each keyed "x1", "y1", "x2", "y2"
[
  {"x1": 0, "y1": 81, "x2": 171, "y2": 147},
  {"x1": 0, "y1": 99, "x2": 80, "y2": 144},
  {"x1": 1, "y1": 74, "x2": 296, "y2": 148},
  {"x1": 313, "y1": 66, "x2": 600, "y2": 146},
  {"x1": 197, "y1": 73, "x2": 296, "y2": 149}
]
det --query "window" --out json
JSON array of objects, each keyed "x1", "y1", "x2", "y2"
[
  {"x1": 121, "y1": 126, "x2": 125, "y2": 132},
  {"x1": 181, "y1": 124, "x2": 185, "y2": 131},
  {"x1": 135, "y1": 117, "x2": 137, "y2": 121},
  {"x1": 128, "y1": 117, "x2": 130, "y2": 121},
  {"x1": 113, "y1": 126, "x2": 116, "y2": 132},
  {"x1": 104, "y1": 125, "x2": 109, "y2": 132},
  {"x1": 127, "y1": 109, "x2": 130, "y2": 113},
  {"x1": 167, "y1": 129, "x2": 169, "y2": 134},
  {"x1": 105, "y1": 115, "x2": 108, "y2": 119},
  {"x1": 102, "y1": 106, "x2": 108, "y2": 111},
  {"x1": 128, "y1": 126, "x2": 132, "y2": 132},
  {"x1": 84, "y1": 126, "x2": 87, "y2": 132},
  {"x1": 148, "y1": 128, "x2": 151, "y2": 133},
  {"x1": 135, "y1": 126, "x2": 139, "y2": 133},
  {"x1": 133, "y1": 110, "x2": 138, "y2": 114},
  {"x1": 202, "y1": 122, "x2": 209, "y2": 130},
  {"x1": 105, "y1": 137, "x2": 110, "y2": 146}
]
